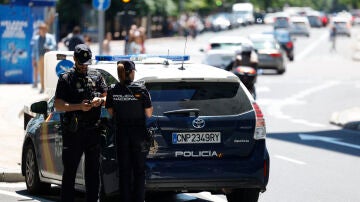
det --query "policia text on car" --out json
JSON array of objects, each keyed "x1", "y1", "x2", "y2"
[{"x1": 54, "y1": 44, "x2": 107, "y2": 202}]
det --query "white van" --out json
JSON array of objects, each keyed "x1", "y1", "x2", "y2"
[{"x1": 232, "y1": 3, "x2": 255, "y2": 25}]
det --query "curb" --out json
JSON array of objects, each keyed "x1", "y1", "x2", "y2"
[
  {"x1": 330, "y1": 107, "x2": 360, "y2": 131},
  {"x1": 0, "y1": 172, "x2": 24, "y2": 182}
]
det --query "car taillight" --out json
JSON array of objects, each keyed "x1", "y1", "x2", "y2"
[
  {"x1": 270, "y1": 52, "x2": 282, "y2": 57},
  {"x1": 206, "y1": 44, "x2": 212, "y2": 51},
  {"x1": 286, "y1": 41, "x2": 293, "y2": 49},
  {"x1": 236, "y1": 66, "x2": 256, "y2": 74},
  {"x1": 253, "y1": 102, "x2": 266, "y2": 140}
]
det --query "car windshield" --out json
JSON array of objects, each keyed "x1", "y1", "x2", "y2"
[
  {"x1": 146, "y1": 82, "x2": 252, "y2": 116},
  {"x1": 252, "y1": 40, "x2": 276, "y2": 50},
  {"x1": 210, "y1": 43, "x2": 242, "y2": 50},
  {"x1": 274, "y1": 18, "x2": 289, "y2": 28}
]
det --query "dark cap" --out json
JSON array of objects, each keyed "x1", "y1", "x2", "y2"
[
  {"x1": 74, "y1": 44, "x2": 92, "y2": 65},
  {"x1": 117, "y1": 60, "x2": 136, "y2": 73}
]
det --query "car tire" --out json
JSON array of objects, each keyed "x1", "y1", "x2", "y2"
[
  {"x1": 145, "y1": 191, "x2": 175, "y2": 202},
  {"x1": 24, "y1": 143, "x2": 50, "y2": 194},
  {"x1": 277, "y1": 68, "x2": 285, "y2": 74},
  {"x1": 226, "y1": 188, "x2": 260, "y2": 202},
  {"x1": 289, "y1": 55, "x2": 294, "y2": 61}
]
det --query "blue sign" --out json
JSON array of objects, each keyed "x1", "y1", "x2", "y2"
[
  {"x1": 55, "y1": 60, "x2": 73, "y2": 77},
  {"x1": 92, "y1": 0, "x2": 111, "y2": 11},
  {"x1": 0, "y1": 5, "x2": 33, "y2": 83}
]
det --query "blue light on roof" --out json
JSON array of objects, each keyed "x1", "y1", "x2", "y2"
[{"x1": 95, "y1": 54, "x2": 190, "y2": 62}]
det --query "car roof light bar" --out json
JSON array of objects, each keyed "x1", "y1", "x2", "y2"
[{"x1": 95, "y1": 54, "x2": 190, "y2": 62}]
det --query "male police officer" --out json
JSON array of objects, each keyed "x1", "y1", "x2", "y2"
[
  {"x1": 105, "y1": 60, "x2": 153, "y2": 202},
  {"x1": 54, "y1": 44, "x2": 107, "y2": 202}
]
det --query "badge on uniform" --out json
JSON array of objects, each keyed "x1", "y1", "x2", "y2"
[{"x1": 134, "y1": 93, "x2": 142, "y2": 99}]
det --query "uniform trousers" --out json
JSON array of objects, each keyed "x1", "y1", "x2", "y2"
[
  {"x1": 61, "y1": 125, "x2": 101, "y2": 202},
  {"x1": 116, "y1": 125, "x2": 147, "y2": 202}
]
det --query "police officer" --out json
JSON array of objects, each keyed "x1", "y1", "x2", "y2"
[
  {"x1": 105, "y1": 60, "x2": 153, "y2": 202},
  {"x1": 54, "y1": 44, "x2": 107, "y2": 202}
]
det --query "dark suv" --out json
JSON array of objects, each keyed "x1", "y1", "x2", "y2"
[{"x1": 22, "y1": 53, "x2": 270, "y2": 202}]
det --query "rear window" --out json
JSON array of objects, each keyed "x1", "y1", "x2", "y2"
[
  {"x1": 210, "y1": 43, "x2": 242, "y2": 50},
  {"x1": 252, "y1": 40, "x2": 276, "y2": 50},
  {"x1": 146, "y1": 82, "x2": 252, "y2": 116}
]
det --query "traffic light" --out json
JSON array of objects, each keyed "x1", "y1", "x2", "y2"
[{"x1": 122, "y1": 0, "x2": 130, "y2": 3}]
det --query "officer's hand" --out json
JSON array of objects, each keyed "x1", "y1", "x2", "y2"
[
  {"x1": 91, "y1": 97, "x2": 103, "y2": 107},
  {"x1": 80, "y1": 100, "x2": 93, "y2": 111}
]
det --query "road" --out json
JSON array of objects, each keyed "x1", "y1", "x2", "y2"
[{"x1": 1, "y1": 24, "x2": 360, "y2": 201}]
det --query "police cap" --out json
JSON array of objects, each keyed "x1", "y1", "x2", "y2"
[
  {"x1": 117, "y1": 60, "x2": 136, "y2": 73},
  {"x1": 74, "y1": 44, "x2": 92, "y2": 65}
]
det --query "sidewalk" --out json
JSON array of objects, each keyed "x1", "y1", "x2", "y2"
[{"x1": 0, "y1": 84, "x2": 49, "y2": 182}]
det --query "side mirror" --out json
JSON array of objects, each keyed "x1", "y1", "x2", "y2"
[{"x1": 31, "y1": 101, "x2": 48, "y2": 115}]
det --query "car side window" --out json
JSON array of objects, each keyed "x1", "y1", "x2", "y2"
[
  {"x1": 96, "y1": 69, "x2": 118, "y2": 86},
  {"x1": 48, "y1": 97, "x2": 60, "y2": 121}
]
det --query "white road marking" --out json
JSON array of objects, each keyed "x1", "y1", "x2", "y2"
[
  {"x1": 266, "y1": 81, "x2": 340, "y2": 128},
  {"x1": 196, "y1": 191, "x2": 227, "y2": 202},
  {"x1": 256, "y1": 86, "x2": 271, "y2": 93},
  {"x1": 296, "y1": 31, "x2": 329, "y2": 60},
  {"x1": 0, "y1": 182, "x2": 26, "y2": 188},
  {"x1": 274, "y1": 155, "x2": 306, "y2": 165}
]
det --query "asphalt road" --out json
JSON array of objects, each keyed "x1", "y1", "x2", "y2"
[{"x1": 1, "y1": 24, "x2": 360, "y2": 202}]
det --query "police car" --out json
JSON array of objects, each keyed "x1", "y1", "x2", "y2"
[{"x1": 22, "y1": 51, "x2": 269, "y2": 202}]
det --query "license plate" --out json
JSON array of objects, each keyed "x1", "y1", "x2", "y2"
[{"x1": 172, "y1": 132, "x2": 221, "y2": 144}]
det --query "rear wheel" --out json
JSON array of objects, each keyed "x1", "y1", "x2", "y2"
[
  {"x1": 226, "y1": 188, "x2": 260, "y2": 202},
  {"x1": 24, "y1": 144, "x2": 50, "y2": 194},
  {"x1": 277, "y1": 68, "x2": 285, "y2": 74}
]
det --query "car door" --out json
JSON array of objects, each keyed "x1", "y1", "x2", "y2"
[
  {"x1": 36, "y1": 97, "x2": 63, "y2": 180},
  {"x1": 37, "y1": 97, "x2": 86, "y2": 184}
]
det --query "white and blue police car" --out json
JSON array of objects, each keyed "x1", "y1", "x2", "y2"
[{"x1": 22, "y1": 51, "x2": 269, "y2": 202}]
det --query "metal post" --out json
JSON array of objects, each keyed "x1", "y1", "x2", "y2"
[{"x1": 98, "y1": 10, "x2": 105, "y2": 55}]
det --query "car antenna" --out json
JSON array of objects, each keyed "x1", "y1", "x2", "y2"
[
  {"x1": 179, "y1": 36, "x2": 188, "y2": 70},
  {"x1": 163, "y1": 49, "x2": 170, "y2": 66}
]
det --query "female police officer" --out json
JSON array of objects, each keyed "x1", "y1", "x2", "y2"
[{"x1": 105, "y1": 60, "x2": 153, "y2": 202}]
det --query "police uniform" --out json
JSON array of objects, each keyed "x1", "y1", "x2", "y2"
[
  {"x1": 55, "y1": 44, "x2": 107, "y2": 202},
  {"x1": 105, "y1": 72, "x2": 152, "y2": 202}
]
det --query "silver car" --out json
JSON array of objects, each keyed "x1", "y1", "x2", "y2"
[{"x1": 249, "y1": 34, "x2": 286, "y2": 74}]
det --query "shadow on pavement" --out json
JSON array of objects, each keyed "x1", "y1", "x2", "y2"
[{"x1": 268, "y1": 128, "x2": 360, "y2": 157}]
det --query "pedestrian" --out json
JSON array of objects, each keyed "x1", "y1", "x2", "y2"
[
  {"x1": 102, "y1": 32, "x2": 112, "y2": 55},
  {"x1": 67, "y1": 26, "x2": 85, "y2": 51},
  {"x1": 105, "y1": 60, "x2": 153, "y2": 202},
  {"x1": 330, "y1": 25, "x2": 337, "y2": 51},
  {"x1": 54, "y1": 44, "x2": 107, "y2": 202},
  {"x1": 31, "y1": 22, "x2": 57, "y2": 93},
  {"x1": 138, "y1": 26, "x2": 147, "y2": 54},
  {"x1": 129, "y1": 30, "x2": 142, "y2": 54}
]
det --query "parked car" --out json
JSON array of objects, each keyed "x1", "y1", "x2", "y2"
[
  {"x1": 201, "y1": 36, "x2": 254, "y2": 69},
  {"x1": 249, "y1": 34, "x2": 286, "y2": 74},
  {"x1": 22, "y1": 51, "x2": 270, "y2": 202}
]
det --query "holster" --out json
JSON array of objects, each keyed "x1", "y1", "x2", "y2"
[{"x1": 61, "y1": 113, "x2": 79, "y2": 133}]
